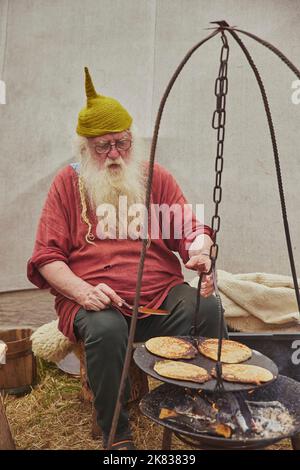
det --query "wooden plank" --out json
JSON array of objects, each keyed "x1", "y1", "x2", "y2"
[{"x1": 0, "y1": 396, "x2": 15, "y2": 450}]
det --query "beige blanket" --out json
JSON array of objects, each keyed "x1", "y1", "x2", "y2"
[{"x1": 191, "y1": 270, "x2": 300, "y2": 333}]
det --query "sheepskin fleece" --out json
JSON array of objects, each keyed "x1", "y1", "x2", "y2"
[{"x1": 31, "y1": 320, "x2": 74, "y2": 363}]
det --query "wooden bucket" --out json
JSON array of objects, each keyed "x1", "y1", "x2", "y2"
[{"x1": 0, "y1": 329, "x2": 37, "y2": 396}]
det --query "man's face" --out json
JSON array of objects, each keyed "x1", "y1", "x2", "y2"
[
  {"x1": 87, "y1": 130, "x2": 132, "y2": 172},
  {"x1": 80, "y1": 128, "x2": 144, "y2": 213}
]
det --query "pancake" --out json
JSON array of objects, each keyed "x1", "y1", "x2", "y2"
[
  {"x1": 198, "y1": 338, "x2": 252, "y2": 363},
  {"x1": 145, "y1": 336, "x2": 197, "y2": 359},
  {"x1": 154, "y1": 360, "x2": 211, "y2": 383},
  {"x1": 211, "y1": 363, "x2": 274, "y2": 385}
]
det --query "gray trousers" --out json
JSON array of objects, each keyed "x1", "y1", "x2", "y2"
[{"x1": 73, "y1": 283, "x2": 227, "y2": 444}]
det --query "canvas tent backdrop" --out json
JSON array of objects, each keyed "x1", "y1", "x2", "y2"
[{"x1": 0, "y1": 0, "x2": 299, "y2": 297}]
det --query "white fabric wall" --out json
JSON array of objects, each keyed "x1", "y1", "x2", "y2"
[{"x1": 0, "y1": 0, "x2": 299, "y2": 292}]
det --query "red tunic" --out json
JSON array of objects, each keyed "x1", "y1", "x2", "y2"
[{"x1": 27, "y1": 163, "x2": 212, "y2": 342}]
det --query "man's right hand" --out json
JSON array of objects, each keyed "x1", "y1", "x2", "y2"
[
  {"x1": 37, "y1": 262, "x2": 124, "y2": 311},
  {"x1": 78, "y1": 283, "x2": 123, "y2": 311}
]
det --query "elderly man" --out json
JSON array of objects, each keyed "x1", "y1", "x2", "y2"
[{"x1": 27, "y1": 68, "x2": 227, "y2": 450}]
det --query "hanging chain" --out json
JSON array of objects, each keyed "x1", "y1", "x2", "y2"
[
  {"x1": 211, "y1": 30, "x2": 229, "y2": 395},
  {"x1": 210, "y1": 31, "x2": 229, "y2": 264}
]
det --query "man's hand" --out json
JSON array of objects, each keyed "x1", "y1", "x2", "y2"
[
  {"x1": 185, "y1": 254, "x2": 214, "y2": 298},
  {"x1": 185, "y1": 234, "x2": 215, "y2": 297},
  {"x1": 78, "y1": 283, "x2": 123, "y2": 311},
  {"x1": 38, "y1": 262, "x2": 124, "y2": 311}
]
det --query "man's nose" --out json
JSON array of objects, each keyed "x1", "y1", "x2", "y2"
[{"x1": 107, "y1": 144, "x2": 120, "y2": 159}]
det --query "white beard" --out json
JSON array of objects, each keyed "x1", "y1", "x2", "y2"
[{"x1": 78, "y1": 133, "x2": 147, "y2": 236}]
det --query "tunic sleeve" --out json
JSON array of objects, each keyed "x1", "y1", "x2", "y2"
[
  {"x1": 154, "y1": 165, "x2": 213, "y2": 263},
  {"x1": 27, "y1": 171, "x2": 72, "y2": 289}
]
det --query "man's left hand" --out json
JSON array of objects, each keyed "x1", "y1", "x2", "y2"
[{"x1": 185, "y1": 254, "x2": 214, "y2": 297}]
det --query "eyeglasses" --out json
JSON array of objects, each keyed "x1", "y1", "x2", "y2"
[{"x1": 93, "y1": 138, "x2": 132, "y2": 155}]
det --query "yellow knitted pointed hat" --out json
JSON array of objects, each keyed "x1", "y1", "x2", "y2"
[{"x1": 76, "y1": 67, "x2": 132, "y2": 137}]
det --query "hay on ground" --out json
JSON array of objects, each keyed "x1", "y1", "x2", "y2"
[{"x1": 3, "y1": 359, "x2": 292, "y2": 450}]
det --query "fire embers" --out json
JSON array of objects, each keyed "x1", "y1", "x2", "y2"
[
  {"x1": 159, "y1": 392, "x2": 234, "y2": 438},
  {"x1": 246, "y1": 401, "x2": 295, "y2": 438},
  {"x1": 158, "y1": 389, "x2": 295, "y2": 439}
]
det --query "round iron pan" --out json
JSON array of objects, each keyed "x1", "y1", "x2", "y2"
[
  {"x1": 139, "y1": 375, "x2": 300, "y2": 449},
  {"x1": 134, "y1": 336, "x2": 278, "y2": 392}
]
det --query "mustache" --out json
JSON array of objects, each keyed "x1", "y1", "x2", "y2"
[{"x1": 105, "y1": 158, "x2": 124, "y2": 167}]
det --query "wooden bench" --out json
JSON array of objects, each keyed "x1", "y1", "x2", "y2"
[{"x1": 78, "y1": 342, "x2": 149, "y2": 438}]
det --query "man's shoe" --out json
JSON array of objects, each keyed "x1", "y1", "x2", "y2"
[{"x1": 110, "y1": 439, "x2": 136, "y2": 450}]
